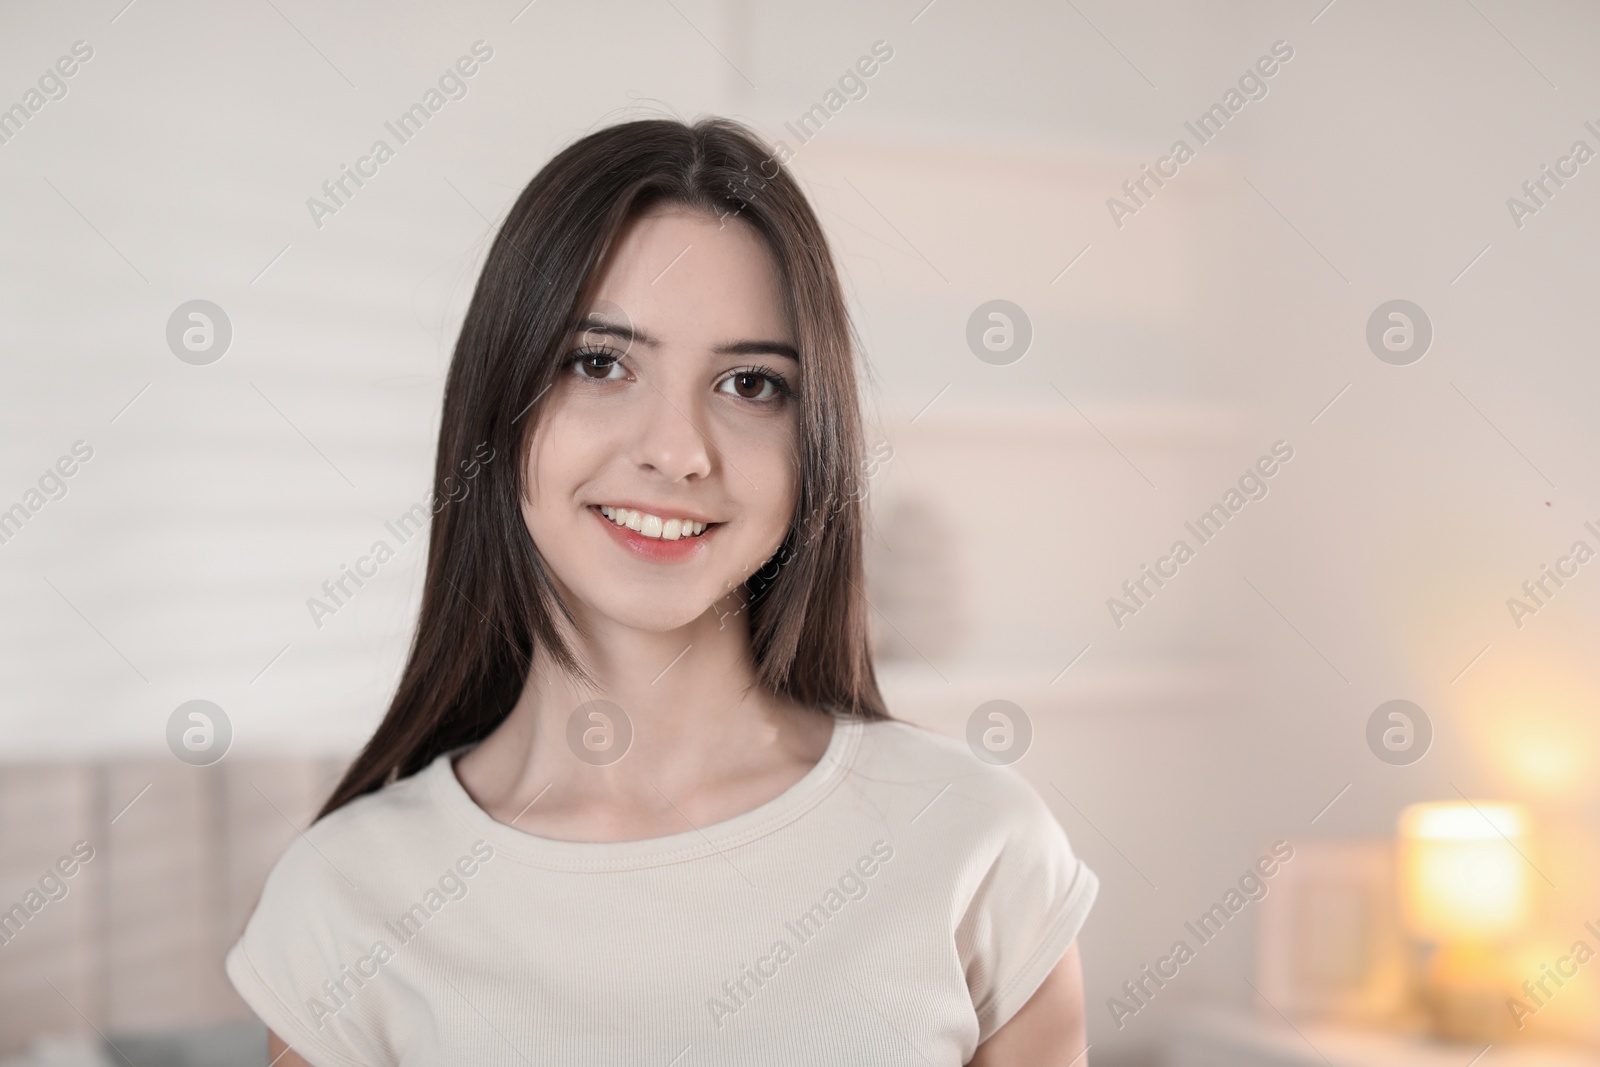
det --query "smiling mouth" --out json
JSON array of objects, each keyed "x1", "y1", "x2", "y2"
[{"x1": 595, "y1": 505, "x2": 716, "y2": 541}]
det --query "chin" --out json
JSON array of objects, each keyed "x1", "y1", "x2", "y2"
[
  {"x1": 585, "y1": 591, "x2": 714, "y2": 634},
  {"x1": 601, "y1": 601, "x2": 710, "y2": 633}
]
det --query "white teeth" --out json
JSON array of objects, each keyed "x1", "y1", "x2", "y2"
[{"x1": 597, "y1": 506, "x2": 709, "y2": 541}]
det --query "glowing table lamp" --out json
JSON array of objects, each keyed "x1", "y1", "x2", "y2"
[{"x1": 1398, "y1": 801, "x2": 1532, "y2": 1041}]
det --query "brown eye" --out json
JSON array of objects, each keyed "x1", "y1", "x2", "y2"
[
  {"x1": 717, "y1": 366, "x2": 791, "y2": 402},
  {"x1": 570, "y1": 350, "x2": 624, "y2": 380}
]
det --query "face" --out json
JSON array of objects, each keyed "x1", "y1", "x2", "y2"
[{"x1": 523, "y1": 206, "x2": 802, "y2": 634}]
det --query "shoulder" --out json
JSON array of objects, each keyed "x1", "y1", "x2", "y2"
[
  {"x1": 308, "y1": 757, "x2": 451, "y2": 846},
  {"x1": 851, "y1": 716, "x2": 1056, "y2": 834},
  {"x1": 840, "y1": 718, "x2": 1080, "y2": 903},
  {"x1": 846, "y1": 722, "x2": 1102, "y2": 1044},
  {"x1": 231, "y1": 753, "x2": 467, "y2": 963},
  {"x1": 225, "y1": 756, "x2": 462, "y2": 1063},
  {"x1": 271, "y1": 757, "x2": 451, "y2": 898}
]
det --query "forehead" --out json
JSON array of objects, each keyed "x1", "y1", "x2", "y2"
[{"x1": 583, "y1": 206, "x2": 792, "y2": 341}]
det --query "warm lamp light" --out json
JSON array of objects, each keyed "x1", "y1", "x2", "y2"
[
  {"x1": 1399, "y1": 802, "x2": 1531, "y2": 942},
  {"x1": 1396, "y1": 801, "x2": 1534, "y2": 1041}
]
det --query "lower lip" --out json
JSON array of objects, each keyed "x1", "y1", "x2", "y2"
[{"x1": 591, "y1": 507, "x2": 717, "y2": 562}]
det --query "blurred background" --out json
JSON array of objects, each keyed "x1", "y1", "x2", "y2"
[{"x1": 3, "y1": 0, "x2": 1599, "y2": 1064}]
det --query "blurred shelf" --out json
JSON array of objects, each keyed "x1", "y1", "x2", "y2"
[{"x1": 1159, "y1": 1007, "x2": 1600, "y2": 1067}]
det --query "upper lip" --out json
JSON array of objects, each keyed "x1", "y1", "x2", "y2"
[{"x1": 592, "y1": 501, "x2": 721, "y2": 524}]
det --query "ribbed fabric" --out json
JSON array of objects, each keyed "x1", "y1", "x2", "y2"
[{"x1": 225, "y1": 718, "x2": 1098, "y2": 1066}]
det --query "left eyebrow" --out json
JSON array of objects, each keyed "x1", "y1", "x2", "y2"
[{"x1": 713, "y1": 339, "x2": 799, "y2": 362}]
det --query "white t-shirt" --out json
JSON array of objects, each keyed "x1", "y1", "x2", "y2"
[{"x1": 225, "y1": 716, "x2": 1098, "y2": 1066}]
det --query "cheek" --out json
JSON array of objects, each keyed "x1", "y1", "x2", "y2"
[
  {"x1": 729, "y1": 420, "x2": 801, "y2": 538},
  {"x1": 522, "y1": 406, "x2": 596, "y2": 533}
]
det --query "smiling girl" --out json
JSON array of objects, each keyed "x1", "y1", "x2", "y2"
[{"x1": 226, "y1": 117, "x2": 1097, "y2": 1066}]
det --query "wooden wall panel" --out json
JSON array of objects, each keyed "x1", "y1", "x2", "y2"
[{"x1": 0, "y1": 755, "x2": 349, "y2": 1053}]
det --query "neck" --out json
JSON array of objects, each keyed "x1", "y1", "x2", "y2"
[{"x1": 459, "y1": 592, "x2": 816, "y2": 815}]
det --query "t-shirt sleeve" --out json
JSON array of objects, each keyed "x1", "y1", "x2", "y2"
[
  {"x1": 225, "y1": 833, "x2": 395, "y2": 1067},
  {"x1": 957, "y1": 769, "x2": 1099, "y2": 1045}
]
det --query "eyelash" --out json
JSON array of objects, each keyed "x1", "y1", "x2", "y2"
[
  {"x1": 567, "y1": 347, "x2": 616, "y2": 369},
  {"x1": 564, "y1": 348, "x2": 797, "y2": 402},
  {"x1": 729, "y1": 362, "x2": 797, "y2": 401}
]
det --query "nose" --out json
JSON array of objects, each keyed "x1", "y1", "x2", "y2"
[{"x1": 627, "y1": 379, "x2": 713, "y2": 482}]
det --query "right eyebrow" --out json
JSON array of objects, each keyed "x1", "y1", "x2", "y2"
[{"x1": 573, "y1": 316, "x2": 658, "y2": 348}]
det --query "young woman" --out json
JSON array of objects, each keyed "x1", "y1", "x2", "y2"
[{"x1": 226, "y1": 117, "x2": 1098, "y2": 1066}]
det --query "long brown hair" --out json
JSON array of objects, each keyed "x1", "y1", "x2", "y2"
[{"x1": 316, "y1": 117, "x2": 889, "y2": 820}]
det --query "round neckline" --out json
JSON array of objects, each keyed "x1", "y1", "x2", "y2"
[{"x1": 427, "y1": 715, "x2": 864, "y2": 871}]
